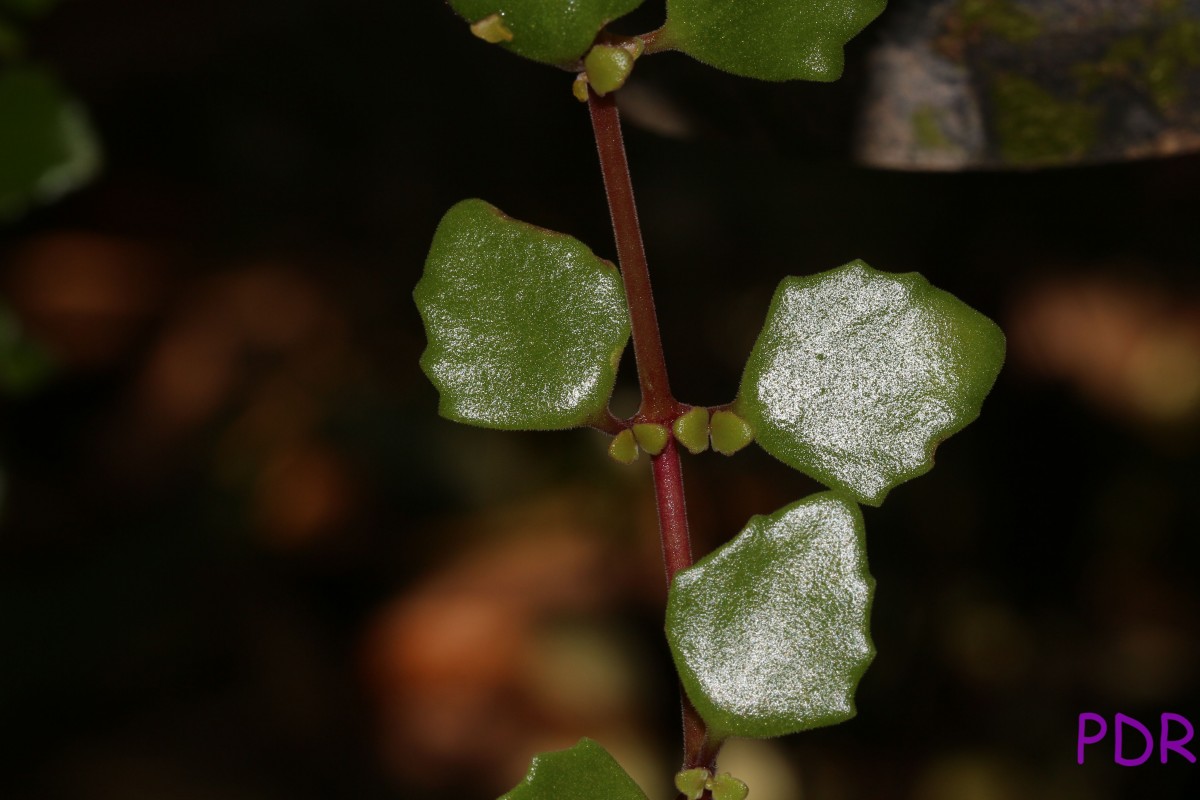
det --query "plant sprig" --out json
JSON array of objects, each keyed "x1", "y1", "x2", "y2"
[{"x1": 417, "y1": 3, "x2": 1005, "y2": 798}]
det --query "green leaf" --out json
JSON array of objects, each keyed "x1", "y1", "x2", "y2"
[
  {"x1": 449, "y1": 0, "x2": 646, "y2": 67},
  {"x1": 661, "y1": 0, "x2": 887, "y2": 81},
  {"x1": 0, "y1": 67, "x2": 100, "y2": 221},
  {"x1": 735, "y1": 261, "x2": 1004, "y2": 506},
  {"x1": 499, "y1": 738, "x2": 649, "y2": 800},
  {"x1": 666, "y1": 492, "x2": 874, "y2": 739},
  {"x1": 415, "y1": 199, "x2": 630, "y2": 430}
]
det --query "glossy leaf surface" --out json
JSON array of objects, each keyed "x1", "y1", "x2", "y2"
[
  {"x1": 0, "y1": 67, "x2": 100, "y2": 220},
  {"x1": 499, "y1": 738, "x2": 649, "y2": 800},
  {"x1": 416, "y1": 199, "x2": 630, "y2": 430},
  {"x1": 450, "y1": 0, "x2": 645, "y2": 67},
  {"x1": 666, "y1": 492, "x2": 874, "y2": 738},
  {"x1": 735, "y1": 261, "x2": 1004, "y2": 506},
  {"x1": 662, "y1": 0, "x2": 887, "y2": 81}
]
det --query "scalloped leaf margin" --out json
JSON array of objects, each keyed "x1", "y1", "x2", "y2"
[
  {"x1": 661, "y1": 0, "x2": 888, "y2": 82},
  {"x1": 666, "y1": 492, "x2": 875, "y2": 739},
  {"x1": 734, "y1": 260, "x2": 1005, "y2": 506}
]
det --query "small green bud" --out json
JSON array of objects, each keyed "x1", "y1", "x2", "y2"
[
  {"x1": 470, "y1": 13, "x2": 513, "y2": 44},
  {"x1": 674, "y1": 767, "x2": 710, "y2": 800},
  {"x1": 672, "y1": 407, "x2": 709, "y2": 455},
  {"x1": 583, "y1": 44, "x2": 635, "y2": 96},
  {"x1": 608, "y1": 428, "x2": 639, "y2": 464},
  {"x1": 711, "y1": 410, "x2": 753, "y2": 455},
  {"x1": 619, "y1": 37, "x2": 645, "y2": 59},
  {"x1": 632, "y1": 423, "x2": 669, "y2": 456},
  {"x1": 707, "y1": 773, "x2": 749, "y2": 800},
  {"x1": 572, "y1": 72, "x2": 590, "y2": 103}
]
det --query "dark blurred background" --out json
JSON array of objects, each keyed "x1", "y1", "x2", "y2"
[{"x1": 2, "y1": 1, "x2": 1200, "y2": 799}]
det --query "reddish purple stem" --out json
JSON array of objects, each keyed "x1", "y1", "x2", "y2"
[{"x1": 587, "y1": 88, "x2": 718, "y2": 777}]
